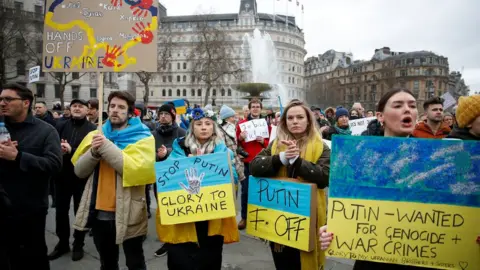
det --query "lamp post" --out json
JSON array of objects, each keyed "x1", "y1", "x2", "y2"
[
  {"x1": 371, "y1": 90, "x2": 376, "y2": 111},
  {"x1": 428, "y1": 86, "x2": 435, "y2": 98}
]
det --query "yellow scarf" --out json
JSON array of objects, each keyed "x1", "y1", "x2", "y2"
[{"x1": 271, "y1": 135, "x2": 327, "y2": 270}]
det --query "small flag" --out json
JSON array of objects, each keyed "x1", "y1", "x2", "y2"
[
  {"x1": 302, "y1": 4, "x2": 304, "y2": 11},
  {"x1": 296, "y1": 1, "x2": 299, "y2": 6}
]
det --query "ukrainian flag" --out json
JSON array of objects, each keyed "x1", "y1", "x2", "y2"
[
  {"x1": 166, "y1": 99, "x2": 187, "y2": 115},
  {"x1": 71, "y1": 117, "x2": 156, "y2": 187}
]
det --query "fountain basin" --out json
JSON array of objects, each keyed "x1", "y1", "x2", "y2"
[{"x1": 234, "y1": 83, "x2": 272, "y2": 100}]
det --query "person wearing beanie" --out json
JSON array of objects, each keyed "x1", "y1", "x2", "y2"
[
  {"x1": 322, "y1": 106, "x2": 351, "y2": 140},
  {"x1": 151, "y1": 103, "x2": 186, "y2": 257},
  {"x1": 447, "y1": 95, "x2": 480, "y2": 140},
  {"x1": 219, "y1": 105, "x2": 236, "y2": 121},
  {"x1": 219, "y1": 105, "x2": 245, "y2": 186}
]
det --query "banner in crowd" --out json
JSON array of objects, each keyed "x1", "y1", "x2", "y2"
[
  {"x1": 166, "y1": 99, "x2": 187, "y2": 115},
  {"x1": 441, "y1": 92, "x2": 457, "y2": 110},
  {"x1": 155, "y1": 152, "x2": 236, "y2": 225},
  {"x1": 327, "y1": 136, "x2": 480, "y2": 269},
  {"x1": 246, "y1": 177, "x2": 317, "y2": 251},
  {"x1": 43, "y1": 0, "x2": 158, "y2": 72},
  {"x1": 28, "y1": 66, "x2": 40, "y2": 83},
  {"x1": 239, "y1": 119, "x2": 269, "y2": 142},
  {"x1": 348, "y1": 117, "x2": 376, "y2": 135}
]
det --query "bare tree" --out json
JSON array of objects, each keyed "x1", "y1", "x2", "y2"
[
  {"x1": 51, "y1": 72, "x2": 88, "y2": 109},
  {"x1": 136, "y1": 24, "x2": 173, "y2": 106},
  {"x1": 188, "y1": 15, "x2": 242, "y2": 106}
]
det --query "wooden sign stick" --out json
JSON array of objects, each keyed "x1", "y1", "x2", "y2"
[{"x1": 97, "y1": 71, "x2": 104, "y2": 132}]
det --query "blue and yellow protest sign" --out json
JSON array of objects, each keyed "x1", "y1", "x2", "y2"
[
  {"x1": 155, "y1": 152, "x2": 236, "y2": 225},
  {"x1": 246, "y1": 177, "x2": 317, "y2": 251},
  {"x1": 327, "y1": 136, "x2": 480, "y2": 269}
]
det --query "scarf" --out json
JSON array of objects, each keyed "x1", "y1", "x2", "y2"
[
  {"x1": 102, "y1": 117, "x2": 152, "y2": 150},
  {"x1": 221, "y1": 122, "x2": 237, "y2": 140},
  {"x1": 184, "y1": 134, "x2": 217, "y2": 155},
  {"x1": 271, "y1": 135, "x2": 327, "y2": 270},
  {"x1": 334, "y1": 124, "x2": 352, "y2": 135}
]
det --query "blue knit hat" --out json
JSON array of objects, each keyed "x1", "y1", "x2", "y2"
[
  {"x1": 220, "y1": 105, "x2": 236, "y2": 120},
  {"x1": 335, "y1": 107, "x2": 349, "y2": 120}
]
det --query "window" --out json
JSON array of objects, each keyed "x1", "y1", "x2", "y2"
[
  {"x1": 191, "y1": 89, "x2": 195, "y2": 96},
  {"x1": 90, "y1": 88, "x2": 97, "y2": 98},
  {"x1": 162, "y1": 76, "x2": 166, "y2": 82},
  {"x1": 221, "y1": 89, "x2": 225, "y2": 96},
  {"x1": 162, "y1": 89, "x2": 166, "y2": 96},
  {"x1": 54, "y1": 84, "x2": 61, "y2": 98},
  {"x1": 177, "y1": 63, "x2": 180, "y2": 70},
  {"x1": 177, "y1": 76, "x2": 180, "y2": 82},
  {"x1": 183, "y1": 63, "x2": 187, "y2": 69},
  {"x1": 191, "y1": 76, "x2": 195, "y2": 82},
  {"x1": 182, "y1": 89, "x2": 186, "y2": 96},
  {"x1": 34, "y1": 5, "x2": 42, "y2": 14},
  {"x1": 212, "y1": 89, "x2": 216, "y2": 96},
  {"x1": 168, "y1": 76, "x2": 172, "y2": 82},
  {"x1": 16, "y1": 60, "x2": 26, "y2": 75},
  {"x1": 400, "y1": 70, "x2": 407, "y2": 77},
  {"x1": 16, "y1": 38, "x2": 24, "y2": 53},
  {"x1": 413, "y1": 81, "x2": 419, "y2": 90},
  {"x1": 182, "y1": 75, "x2": 186, "y2": 82},
  {"x1": 168, "y1": 89, "x2": 172, "y2": 96},
  {"x1": 168, "y1": 63, "x2": 172, "y2": 70},
  {"x1": 14, "y1": 1, "x2": 23, "y2": 11},
  {"x1": 72, "y1": 72, "x2": 79, "y2": 80},
  {"x1": 72, "y1": 85, "x2": 80, "y2": 99},
  {"x1": 197, "y1": 89, "x2": 202, "y2": 96},
  {"x1": 36, "y1": 84, "x2": 45, "y2": 98},
  {"x1": 227, "y1": 89, "x2": 232, "y2": 96}
]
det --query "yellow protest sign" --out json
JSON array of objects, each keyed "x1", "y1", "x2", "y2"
[
  {"x1": 327, "y1": 136, "x2": 480, "y2": 269},
  {"x1": 155, "y1": 153, "x2": 236, "y2": 225},
  {"x1": 246, "y1": 177, "x2": 317, "y2": 252}
]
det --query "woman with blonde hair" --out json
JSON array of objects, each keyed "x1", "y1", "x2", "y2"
[{"x1": 250, "y1": 100, "x2": 330, "y2": 270}]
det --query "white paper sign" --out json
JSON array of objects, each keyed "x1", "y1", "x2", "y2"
[
  {"x1": 239, "y1": 119, "x2": 269, "y2": 142},
  {"x1": 269, "y1": 125, "x2": 278, "y2": 143},
  {"x1": 29, "y1": 66, "x2": 40, "y2": 83},
  {"x1": 441, "y1": 92, "x2": 456, "y2": 109},
  {"x1": 348, "y1": 117, "x2": 376, "y2": 136}
]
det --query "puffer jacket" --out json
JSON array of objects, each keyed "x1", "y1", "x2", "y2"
[{"x1": 73, "y1": 140, "x2": 148, "y2": 244}]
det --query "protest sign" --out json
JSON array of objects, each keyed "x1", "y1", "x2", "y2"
[
  {"x1": 42, "y1": 0, "x2": 158, "y2": 72},
  {"x1": 348, "y1": 117, "x2": 376, "y2": 135},
  {"x1": 155, "y1": 152, "x2": 236, "y2": 225},
  {"x1": 327, "y1": 136, "x2": 480, "y2": 269},
  {"x1": 246, "y1": 177, "x2": 317, "y2": 252},
  {"x1": 442, "y1": 92, "x2": 457, "y2": 110},
  {"x1": 29, "y1": 66, "x2": 40, "y2": 83},
  {"x1": 239, "y1": 119, "x2": 269, "y2": 142}
]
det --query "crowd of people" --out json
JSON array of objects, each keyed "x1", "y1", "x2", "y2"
[{"x1": 0, "y1": 82, "x2": 479, "y2": 270}]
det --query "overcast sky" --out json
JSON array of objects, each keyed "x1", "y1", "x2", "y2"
[{"x1": 160, "y1": 0, "x2": 480, "y2": 93}]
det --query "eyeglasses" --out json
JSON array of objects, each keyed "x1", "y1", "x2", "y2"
[{"x1": 0, "y1": 97, "x2": 23, "y2": 103}]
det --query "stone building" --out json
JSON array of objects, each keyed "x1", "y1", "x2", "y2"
[
  {"x1": 1, "y1": 0, "x2": 306, "y2": 110},
  {"x1": 305, "y1": 47, "x2": 452, "y2": 112}
]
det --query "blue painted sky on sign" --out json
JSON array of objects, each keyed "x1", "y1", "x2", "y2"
[
  {"x1": 155, "y1": 152, "x2": 233, "y2": 193},
  {"x1": 329, "y1": 136, "x2": 480, "y2": 207}
]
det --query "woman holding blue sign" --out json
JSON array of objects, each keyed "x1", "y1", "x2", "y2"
[
  {"x1": 249, "y1": 100, "x2": 331, "y2": 270},
  {"x1": 156, "y1": 107, "x2": 239, "y2": 270}
]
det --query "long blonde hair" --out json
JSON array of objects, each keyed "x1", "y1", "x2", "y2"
[{"x1": 275, "y1": 100, "x2": 321, "y2": 154}]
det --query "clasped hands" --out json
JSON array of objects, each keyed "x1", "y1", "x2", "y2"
[{"x1": 279, "y1": 140, "x2": 299, "y2": 165}]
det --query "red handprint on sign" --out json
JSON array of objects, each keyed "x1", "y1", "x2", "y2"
[
  {"x1": 130, "y1": 0, "x2": 153, "y2": 17},
  {"x1": 132, "y1": 22, "x2": 153, "y2": 44},
  {"x1": 111, "y1": 0, "x2": 122, "y2": 7},
  {"x1": 102, "y1": 45, "x2": 124, "y2": 68}
]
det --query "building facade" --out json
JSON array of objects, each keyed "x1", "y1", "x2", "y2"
[
  {"x1": 2, "y1": 0, "x2": 306, "y2": 109},
  {"x1": 305, "y1": 47, "x2": 453, "y2": 112}
]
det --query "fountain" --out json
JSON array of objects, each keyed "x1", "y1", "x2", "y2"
[{"x1": 236, "y1": 29, "x2": 288, "y2": 107}]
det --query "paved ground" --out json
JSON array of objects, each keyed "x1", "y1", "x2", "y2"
[{"x1": 46, "y1": 189, "x2": 354, "y2": 270}]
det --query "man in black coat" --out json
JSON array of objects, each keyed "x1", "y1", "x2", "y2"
[
  {"x1": 48, "y1": 99, "x2": 97, "y2": 262},
  {"x1": 0, "y1": 83, "x2": 62, "y2": 270}
]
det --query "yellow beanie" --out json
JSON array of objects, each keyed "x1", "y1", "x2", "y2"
[{"x1": 456, "y1": 95, "x2": 480, "y2": 128}]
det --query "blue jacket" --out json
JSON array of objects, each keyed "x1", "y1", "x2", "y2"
[{"x1": 169, "y1": 137, "x2": 238, "y2": 184}]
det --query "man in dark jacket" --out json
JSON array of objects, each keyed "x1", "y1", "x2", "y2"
[
  {"x1": 48, "y1": 99, "x2": 96, "y2": 262},
  {"x1": 0, "y1": 83, "x2": 62, "y2": 270},
  {"x1": 151, "y1": 104, "x2": 186, "y2": 257},
  {"x1": 35, "y1": 101, "x2": 57, "y2": 127},
  {"x1": 361, "y1": 119, "x2": 384, "y2": 136}
]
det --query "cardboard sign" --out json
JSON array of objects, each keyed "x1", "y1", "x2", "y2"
[
  {"x1": 239, "y1": 119, "x2": 269, "y2": 142},
  {"x1": 29, "y1": 66, "x2": 41, "y2": 83},
  {"x1": 42, "y1": 0, "x2": 158, "y2": 72},
  {"x1": 327, "y1": 136, "x2": 480, "y2": 269},
  {"x1": 246, "y1": 177, "x2": 317, "y2": 251},
  {"x1": 348, "y1": 117, "x2": 376, "y2": 135},
  {"x1": 155, "y1": 152, "x2": 236, "y2": 225}
]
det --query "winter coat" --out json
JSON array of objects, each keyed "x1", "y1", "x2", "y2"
[
  {"x1": 0, "y1": 114, "x2": 62, "y2": 215},
  {"x1": 447, "y1": 127, "x2": 479, "y2": 141},
  {"x1": 361, "y1": 119, "x2": 384, "y2": 136},
  {"x1": 152, "y1": 123, "x2": 187, "y2": 161},
  {"x1": 412, "y1": 122, "x2": 451, "y2": 139},
  {"x1": 236, "y1": 115, "x2": 271, "y2": 163},
  {"x1": 36, "y1": 111, "x2": 57, "y2": 127},
  {"x1": 73, "y1": 139, "x2": 149, "y2": 244}
]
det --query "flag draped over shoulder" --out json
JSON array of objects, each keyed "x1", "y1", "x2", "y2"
[{"x1": 71, "y1": 117, "x2": 156, "y2": 187}]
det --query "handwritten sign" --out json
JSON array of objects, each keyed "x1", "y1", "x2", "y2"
[
  {"x1": 442, "y1": 92, "x2": 457, "y2": 110},
  {"x1": 348, "y1": 117, "x2": 376, "y2": 135},
  {"x1": 246, "y1": 177, "x2": 317, "y2": 251},
  {"x1": 42, "y1": 0, "x2": 158, "y2": 72},
  {"x1": 155, "y1": 152, "x2": 236, "y2": 225},
  {"x1": 327, "y1": 136, "x2": 480, "y2": 269},
  {"x1": 29, "y1": 66, "x2": 41, "y2": 83},
  {"x1": 239, "y1": 119, "x2": 269, "y2": 142}
]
